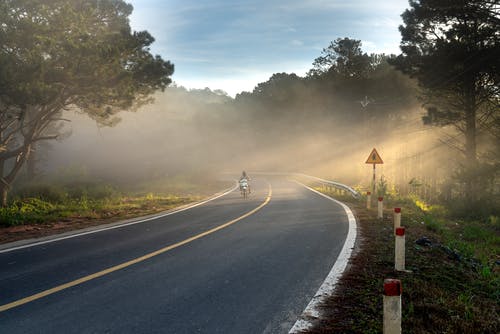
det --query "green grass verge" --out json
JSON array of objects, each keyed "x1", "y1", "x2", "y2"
[
  {"x1": 1, "y1": 178, "x2": 230, "y2": 227},
  {"x1": 0, "y1": 194, "x2": 200, "y2": 227},
  {"x1": 308, "y1": 186, "x2": 499, "y2": 333}
]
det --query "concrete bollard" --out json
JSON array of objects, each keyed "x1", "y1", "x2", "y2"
[
  {"x1": 378, "y1": 197, "x2": 384, "y2": 219},
  {"x1": 395, "y1": 227, "x2": 405, "y2": 271},
  {"x1": 383, "y1": 279, "x2": 402, "y2": 334},
  {"x1": 367, "y1": 191, "x2": 372, "y2": 209},
  {"x1": 393, "y1": 208, "x2": 401, "y2": 232}
]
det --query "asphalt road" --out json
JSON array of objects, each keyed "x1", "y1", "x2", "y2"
[{"x1": 0, "y1": 176, "x2": 350, "y2": 334}]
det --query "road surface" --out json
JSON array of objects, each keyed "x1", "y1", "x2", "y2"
[{"x1": 0, "y1": 176, "x2": 350, "y2": 333}]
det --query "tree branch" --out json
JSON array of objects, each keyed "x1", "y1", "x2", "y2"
[{"x1": 32, "y1": 135, "x2": 59, "y2": 142}]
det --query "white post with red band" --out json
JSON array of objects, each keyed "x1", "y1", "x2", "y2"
[
  {"x1": 395, "y1": 227, "x2": 405, "y2": 271},
  {"x1": 394, "y1": 208, "x2": 401, "y2": 232},
  {"x1": 377, "y1": 197, "x2": 383, "y2": 219},
  {"x1": 367, "y1": 191, "x2": 371, "y2": 209},
  {"x1": 383, "y1": 279, "x2": 402, "y2": 334}
]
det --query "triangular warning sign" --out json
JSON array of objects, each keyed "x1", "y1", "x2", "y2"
[{"x1": 365, "y1": 148, "x2": 384, "y2": 164}]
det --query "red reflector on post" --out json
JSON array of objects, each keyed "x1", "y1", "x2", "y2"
[
  {"x1": 394, "y1": 207, "x2": 401, "y2": 213},
  {"x1": 384, "y1": 279, "x2": 402, "y2": 296},
  {"x1": 395, "y1": 227, "x2": 405, "y2": 236},
  {"x1": 367, "y1": 191, "x2": 371, "y2": 195},
  {"x1": 378, "y1": 197, "x2": 383, "y2": 201}
]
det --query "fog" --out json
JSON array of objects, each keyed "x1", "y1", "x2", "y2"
[{"x1": 35, "y1": 83, "x2": 462, "y2": 199}]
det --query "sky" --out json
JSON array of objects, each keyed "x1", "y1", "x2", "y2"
[{"x1": 127, "y1": 0, "x2": 411, "y2": 97}]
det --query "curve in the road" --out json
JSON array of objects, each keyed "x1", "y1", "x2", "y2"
[
  {"x1": 0, "y1": 185, "x2": 272, "y2": 313},
  {"x1": 289, "y1": 182, "x2": 357, "y2": 333}
]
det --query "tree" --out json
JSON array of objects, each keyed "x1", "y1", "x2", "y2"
[
  {"x1": 0, "y1": 0, "x2": 174, "y2": 205},
  {"x1": 309, "y1": 37, "x2": 372, "y2": 79},
  {"x1": 390, "y1": 0, "x2": 500, "y2": 200}
]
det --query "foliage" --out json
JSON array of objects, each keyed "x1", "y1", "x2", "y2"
[
  {"x1": 233, "y1": 37, "x2": 417, "y2": 127},
  {"x1": 310, "y1": 37, "x2": 373, "y2": 79},
  {"x1": 376, "y1": 175, "x2": 388, "y2": 197},
  {"x1": 0, "y1": 0, "x2": 174, "y2": 205},
  {"x1": 423, "y1": 214, "x2": 443, "y2": 233},
  {"x1": 390, "y1": 0, "x2": 500, "y2": 201},
  {"x1": 0, "y1": 188, "x2": 193, "y2": 227},
  {"x1": 451, "y1": 161, "x2": 500, "y2": 202},
  {"x1": 0, "y1": 176, "x2": 231, "y2": 227},
  {"x1": 308, "y1": 192, "x2": 499, "y2": 333},
  {"x1": 0, "y1": 198, "x2": 56, "y2": 225},
  {"x1": 15, "y1": 183, "x2": 67, "y2": 203}
]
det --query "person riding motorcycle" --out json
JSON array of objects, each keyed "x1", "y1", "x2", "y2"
[{"x1": 239, "y1": 171, "x2": 251, "y2": 194}]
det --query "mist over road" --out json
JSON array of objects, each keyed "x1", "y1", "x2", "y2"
[{"x1": 0, "y1": 177, "x2": 350, "y2": 334}]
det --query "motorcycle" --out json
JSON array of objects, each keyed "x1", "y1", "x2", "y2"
[{"x1": 240, "y1": 182, "x2": 249, "y2": 199}]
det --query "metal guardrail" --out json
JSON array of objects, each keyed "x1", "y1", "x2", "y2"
[
  {"x1": 246, "y1": 171, "x2": 360, "y2": 199},
  {"x1": 292, "y1": 173, "x2": 360, "y2": 199}
]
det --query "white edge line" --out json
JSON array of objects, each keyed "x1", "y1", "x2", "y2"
[
  {"x1": 0, "y1": 183, "x2": 239, "y2": 254},
  {"x1": 289, "y1": 182, "x2": 357, "y2": 333}
]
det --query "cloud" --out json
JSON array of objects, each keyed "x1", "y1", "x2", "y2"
[
  {"x1": 361, "y1": 40, "x2": 401, "y2": 55},
  {"x1": 177, "y1": 75, "x2": 266, "y2": 97},
  {"x1": 291, "y1": 39, "x2": 304, "y2": 47},
  {"x1": 127, "y1": 0, "x2": 410, "y2": 96},
  {"x1": 177, "y1": 61, "x2": 312, "y2": 97}
]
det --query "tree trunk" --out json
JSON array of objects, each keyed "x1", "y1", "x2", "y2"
[
  {"x1": 26, "y1": 147, "x2": 37, "y2": 181},
  {"x1": 0, "y1": 160, "x2": 6, "y2": 207},
  {"x1": 464, "y1": 78, "x2": 478, "y2": 202},
  {"x1": 0, "y1": 145, "x2": 30, "y2": 207},
  {"x1": 0, "y1": 184, "x2": 7, "y2": 207}
]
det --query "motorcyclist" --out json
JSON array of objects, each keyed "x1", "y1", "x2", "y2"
[{"x1": 239, "y1": 171, "x2": 251, "y2": 194}]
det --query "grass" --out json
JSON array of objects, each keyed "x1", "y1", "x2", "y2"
[
  {"x1": 306, "y1": 185, "x2": 499, "y2": 333},
  {"x1": 0, "y1": 193, "x2": 200, "y2": 227},
  {"x1": 0, "y1": 177, "x2": 231, "y2": 236}
]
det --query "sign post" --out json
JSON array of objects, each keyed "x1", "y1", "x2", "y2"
[{"x1": 365, "y1": 148, "x2": 384, "y2": 195}]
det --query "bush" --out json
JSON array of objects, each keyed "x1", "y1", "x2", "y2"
[
  {"x1": 0, "y1": 198, "x2": 55, "y2": 226},
  {"x1": 65, "y1": 182, "x2": 119, "y2": 201},
  {"x1": 14, "y1": 184, "x2": 67, "y2": 203},
  {"x1": 87, "y1": 184, "x2": 119, "y2": 200},
  {"x1": 447, "y1": 197, "x2": 500, "y2": 220},
  {"x1": 377, "y1": 175, "x2": 388, "y2": 197}
]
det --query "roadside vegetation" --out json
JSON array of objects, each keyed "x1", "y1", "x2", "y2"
[
  {"x1": 0, "y1": 172, "x2": 231, "y2": 243},
  {"x1": 307, "y1": 185, "x2": 499, "y2": 333}
]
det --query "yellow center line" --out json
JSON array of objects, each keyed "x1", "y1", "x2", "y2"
[{"x1": 0, "y1": 185, "x2": 272, "y2": 313}]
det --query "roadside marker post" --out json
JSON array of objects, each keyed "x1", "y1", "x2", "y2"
[
  {"x1": 383, "y1": 279, "x2": 402, "y2": 334},
  {"x1": 367, "y1": 191, "x2": 372, "y2": 209},
  {"x1": 395, "y1": 227, "x2": 405, "y2": 271},
  {"x1": 378, "y1": 197, "x2": 384, "y2": 219},
  {"x1": 393, "y1": 208, "x2": 401, "y2": 232}
]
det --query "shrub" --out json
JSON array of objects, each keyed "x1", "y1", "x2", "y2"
[
  {"x1": 377, "y1": 175, "x2": 388, "y2": 197},
  {"x1": 65, "y1": 182, "x2": 119, "y2": 201},
  {"x1": 14, "y1": 184, "x2": 67, "y2": 203},
  {"x1": 0, "y1": 198, "x2": 55, "y2": 226},
  {"x1": 87, "y1": 184, "x2": 119, "y2": 200}
]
